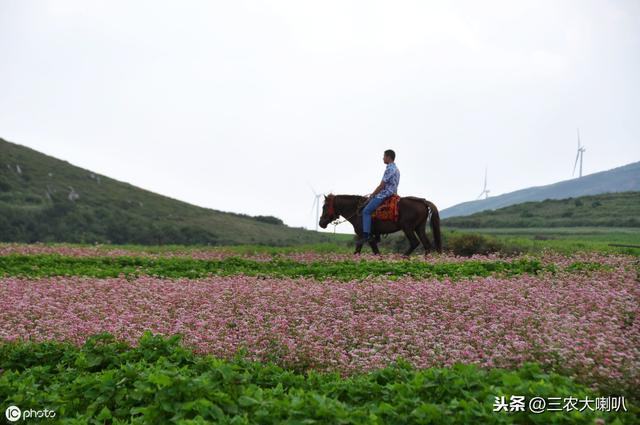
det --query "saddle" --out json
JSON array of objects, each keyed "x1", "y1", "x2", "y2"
[{"x1": 371, "y1": 194, "x2": 401, "y2": 222}]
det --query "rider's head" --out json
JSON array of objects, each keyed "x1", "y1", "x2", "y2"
[{"x1": 383, "y1": 149, "x2": 395, "y2": 164}]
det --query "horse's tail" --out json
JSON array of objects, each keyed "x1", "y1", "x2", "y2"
[{"x1": 424, "y1": 200, "x2": 442, "y2": 252}]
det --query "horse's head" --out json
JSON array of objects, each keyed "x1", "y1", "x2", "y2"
[{"x1": 319, "y1": 194, "x2": 338, "y2": 229}]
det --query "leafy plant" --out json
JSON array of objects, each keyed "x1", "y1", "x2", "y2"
[
  {"x1": 1, "y1": 333, "x2": 636, "y2": 424},
  {"x1": 0, "y1": 254, "x2": 572, "y2": 280}
]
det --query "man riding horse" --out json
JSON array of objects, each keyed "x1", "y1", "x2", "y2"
[
  {"x1": 318, "y1": 149, "x2": 442, "y2": 256},
  {"x1": 358, "y1": 149, "x2": 400, "y2": 244}
]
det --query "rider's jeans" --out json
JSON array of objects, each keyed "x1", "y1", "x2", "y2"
[{"x1": 362, "y1": 195, "x2": 387, "y2": 234}]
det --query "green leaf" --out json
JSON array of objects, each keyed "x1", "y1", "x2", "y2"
[{"x1": 96, "y1": 406, "x2": 112, "y2": 420}]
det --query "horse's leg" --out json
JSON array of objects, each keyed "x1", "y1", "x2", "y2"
[
  {"x1": 367, "y1": 221, "x2": 381, "y2": 255},
  {"x1": 415, "y1": 219, "x2": 432, "y2": 254},
  {"x1": 354, "y1": 241, "x2": 364, "y2": 254},
  {"x1": 401, "y1": 226, "x2": 420, "y2": 257}
]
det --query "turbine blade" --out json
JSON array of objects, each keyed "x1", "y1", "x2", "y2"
[
  {"x1": 307, "y1": 182, "x2": 318, "y2": 196},
  {"x1": 572, "y1": 152, "x2": 579, "y2": 175},
  {"x1": 577, "y1": 128, "x2": 581, "y2": 149}
]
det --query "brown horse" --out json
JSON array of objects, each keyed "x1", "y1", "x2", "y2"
[{"x1": 318, "y1": 194, "x2": 442, "y2": 256}]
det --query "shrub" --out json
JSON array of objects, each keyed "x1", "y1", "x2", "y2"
[
  {"x1": 254, "y1": 215, "x2": 284, "y2": 225},
  {"x1": 444, "y1": 233, "x2": 505, "y2": 256}
]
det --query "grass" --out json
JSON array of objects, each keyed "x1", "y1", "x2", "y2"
[
  {"x1": 0, "y1": 239, "x2": 354, "y2": 255},
  {"x1": 3, "y1": 224, "x2": 639, "y2": 257},
  {"x1": 444, "y1": 227, "x2": 640, "y2": 255}
]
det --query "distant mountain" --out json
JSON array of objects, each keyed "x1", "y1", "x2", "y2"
[
  {"x1": 441, "y1": 161, "x2": 640, "y2": 218},
  {"x1": 442, "y1": 191, "x2": 640, "y2": 228},
  {"x1": 0, "y1": 138, "x2": 330, "y2": 245}
]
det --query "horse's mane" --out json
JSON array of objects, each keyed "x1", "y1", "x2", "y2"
[{"x1": 329, "y1": 194, "x2": 366, "y2": 201}]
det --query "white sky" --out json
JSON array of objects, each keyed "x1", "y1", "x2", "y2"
[{"x1": 1, "y1": 0, "x2": 639, "y2": 232}]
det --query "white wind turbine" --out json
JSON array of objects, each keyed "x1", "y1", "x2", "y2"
[
  {"x1": 572, "y1": 129, "x2": 586, "y2": 178},
  {"x1": 309, "y1": 185, "x2": 324, "y2": 231},
  {"x1": 477, "y1": 167, "x2": 490, "y2": 200}
]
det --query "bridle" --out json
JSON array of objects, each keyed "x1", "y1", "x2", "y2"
[
  {"x1": 326, "y1": 195, "x2": 335, "y2": 217},
  {"x1": 325, "y1": 195, "x2": 370, "y2": 228}
]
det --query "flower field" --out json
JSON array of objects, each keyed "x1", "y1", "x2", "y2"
[{"x1": 0, "y1": 243, "x2": 638, "y2": 424}]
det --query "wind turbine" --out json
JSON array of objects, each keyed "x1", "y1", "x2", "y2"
[
  {"x1": 477, "y1": 167, "x2": 490, "y2": 200},
  {"x1": 309, "y1": 185, "x2": 324, "y2": 231},
  {"x1": 572, "y1": 129, "x2": 586, "y2": 178}
]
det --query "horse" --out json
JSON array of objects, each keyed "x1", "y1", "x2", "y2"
[{"x1": 318, "y1": 194, "x2": 442, "y2": 256}]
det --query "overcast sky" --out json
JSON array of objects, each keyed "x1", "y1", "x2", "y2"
[{"x1": 1, "y1": 0, "x2": 639, "y2": 232}]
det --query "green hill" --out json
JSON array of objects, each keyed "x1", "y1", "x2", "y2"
[
  {"x1": 441, "y1": 161, "x2": 640, "y2": 218},
  {"x1": 442, "y1": 192, "x2": 640, "y2": 228},
  {"x1": 0, "y1": 138, "x2": 330, "y2": 245}
]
